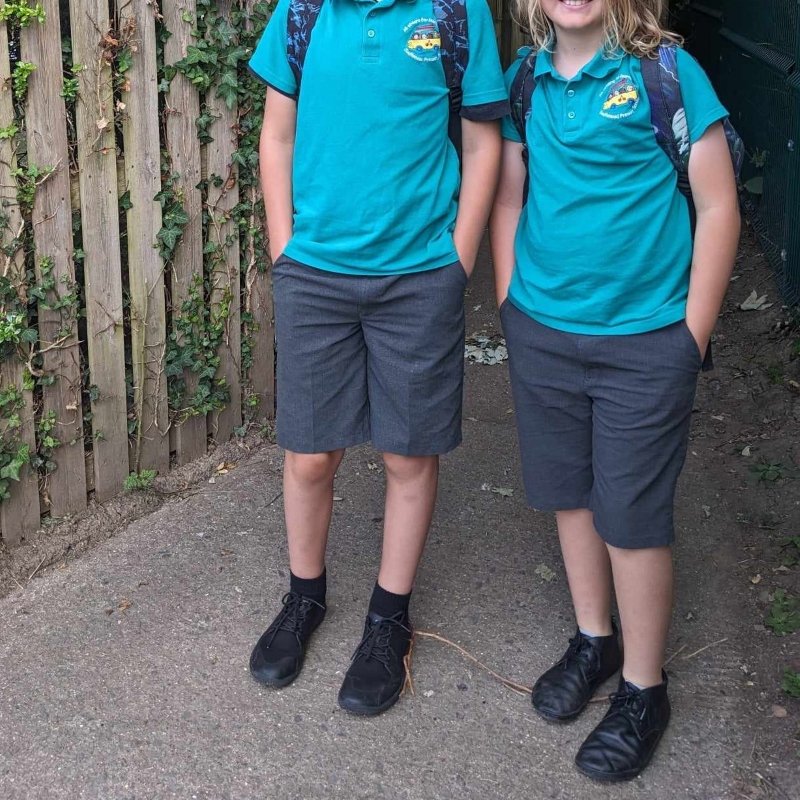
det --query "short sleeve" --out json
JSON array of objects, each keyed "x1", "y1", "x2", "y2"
[
  {"x1": 460, "y1": 0, "x2": 511, "y2": 120},
  {"x1": 675, "y1": 48, "x2": 728, "y2": 144},
  {"x1": 248, "y1": 0, "x2": 297, "y2": 98},
  {"x1": 500, "y1": 57, "x2": 524, "y2": 142}
]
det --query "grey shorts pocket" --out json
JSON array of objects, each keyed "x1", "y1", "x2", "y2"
[{"x1": 678, "y1": 320, "x2": 703, "y2": 369}]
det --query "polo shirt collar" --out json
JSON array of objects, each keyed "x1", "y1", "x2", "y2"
[{"x1": 535, "y1": 46, "x2": 625, "y2": 81}]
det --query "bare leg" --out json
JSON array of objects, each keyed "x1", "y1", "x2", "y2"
[
  {"x1": 377, "y1": 453, "x2": 439, "y2": 594},
  {"x1": 556, "y1": 509, "x2": 614, "y2": 636},
  {"x1": 607, "y1": 543, "x2": 673, "y2": 687},
  {"x1": 283, "y1": 449, "x2": 345, "y2": 579}
]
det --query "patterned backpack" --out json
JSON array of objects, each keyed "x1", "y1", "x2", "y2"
[
  {"x1": 286, "y1": 0, "x2": 470, "y2": 153},
  {"x1": 509, "y1": 44, "x2": 745, "y2": 218}
]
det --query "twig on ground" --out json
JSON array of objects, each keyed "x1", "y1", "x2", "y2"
[
  {"x1": 28, "y1": 555, "x2": 47, "y2": 582},
  {"x1": 403, "y1": 636, "x2": 415, "y2": 696},
  {"x1": 2, "y1": 567, "x2": 25, "y2": 591},
  {"x1": 264, "y1": 491, "x2": 283, "y2": 509},
  {"x1": 754, "y1": 771, "x2": 791, "y2": 800},
  {"x1": 588, "y1": 694, "x2": 612, "y2": 704},
  {"x1": 682, "y1": 637, "x2": 729, "y2": 661},
  {"x1": 664, "y1": 643, "x2": 688, "y2": 666},
  {"x1": 414, "y1": 630, "x2": 531, "y2": 695}
]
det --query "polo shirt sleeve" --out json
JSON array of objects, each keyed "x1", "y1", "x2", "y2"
[
  {"x1": 676, "y1": 48, "x2": 728, "y2": 144},
  {"x1": 248, "y1": 0, "x2": 297, "y2": 98},
  {"x1": 500, "y1": 57, "x2": 525, "y2": 142},
  {"x1": 460, "y1": 0, "x2": 511, "y2": 120}
]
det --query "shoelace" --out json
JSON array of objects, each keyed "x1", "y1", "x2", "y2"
[
  {"x1": 265, "y1": 592, "x2": 324, "y2": 647},
  {"x1": 558, "y1": 634, "x2": 599, "y2": 679},
  {"x1": 351, "y1": 612, "x2": 410, "y2": 674},
  {"x1": 607, "y1": 686, "x2": 648, "y2": 725}
]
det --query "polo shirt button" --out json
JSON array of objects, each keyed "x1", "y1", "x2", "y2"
[
  {"x1": 367, "y1": 29, "x2": 375, "y2": 37},
  {"x1": 568, "y1": 111, "x2": 576, "y2": 119},
  {"x1": 567, "y1": 89, "x2": 575, "y2": 97}
]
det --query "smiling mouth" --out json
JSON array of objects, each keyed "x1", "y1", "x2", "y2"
[{"x1": 560, "y1": 0, "x2": 594, "y2": 6}]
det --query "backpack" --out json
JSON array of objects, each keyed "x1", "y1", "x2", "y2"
[
  {"x1": 286, "y1": 0, "x2": 470, "y2": 154},
  {"x1": 509, "y1": 43, "x2": 745, "y2": 219}
]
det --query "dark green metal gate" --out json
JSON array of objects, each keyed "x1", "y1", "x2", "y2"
[{"x1": 670, "y1": 1, "x2": 800, "y2": 307}]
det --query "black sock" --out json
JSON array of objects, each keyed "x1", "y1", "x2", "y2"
[
  {"x1": 369, "y1": 582, "x2": 411, "y2": 618},
  {"x1": 290, "y1": 568, "x2": 326, "y2": 604}
]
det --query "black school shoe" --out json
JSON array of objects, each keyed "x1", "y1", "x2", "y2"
[
  {"x1": 575, "y1": 672, "x2": 671, "y2": 782},
  {"x1": 337, "y1": 610, "x2": 413, "y2": 716},
  {"x1": 249, "y1": 592, "x2": 326, "y2": 688},
  {"x1": 532, "y1": 623, "x2": 622, "y2": 722}
]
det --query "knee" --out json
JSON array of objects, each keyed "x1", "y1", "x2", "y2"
[
  {"x1": 284, "y1": 450, "x2": 341, "y2": 485},
  {"x1": 382, "y1": 453, "x2": 438, "y2": 483}
]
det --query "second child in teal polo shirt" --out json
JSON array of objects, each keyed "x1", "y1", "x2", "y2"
[
  {"x1": 490, "y1": 0, "x2": 740, "y2": 784},
  {"x1": 247, "y1": 0, "x2": 508, "y2": 716}
]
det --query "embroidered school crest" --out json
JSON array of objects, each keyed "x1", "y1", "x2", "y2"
[
  {"x1": 600, "y1": 75, "x2": 640, "y2": 119},
  {"x1": 404, "y1": 18, "x2": 441, "y2": 62}
]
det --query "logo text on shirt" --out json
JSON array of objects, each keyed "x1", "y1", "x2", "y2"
[
  {"x1": 404, "y1": 18, "x2": 441, "y2": 63},
  {"x1": 599, "y1": 75, "x2": 640, "y2": 119}
]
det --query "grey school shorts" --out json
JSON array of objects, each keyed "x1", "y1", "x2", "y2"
[
  {"x1": 273, "y1": 255, "x2": 467, "y2": 456},
  {"x1": 500, "y1": 299, "x2": 701, "y2": 549}
]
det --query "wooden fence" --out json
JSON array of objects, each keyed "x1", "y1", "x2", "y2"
[
  {"x1": 0, "y1": 0, "x2": 274, "y2": 546},
  {"x1": 0, "y1": 0, "x2": 523, "y2": 548}
]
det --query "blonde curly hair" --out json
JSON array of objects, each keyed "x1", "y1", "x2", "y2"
[{"x1": 514, "y1": 0, "x2": 682, "y2": 58}]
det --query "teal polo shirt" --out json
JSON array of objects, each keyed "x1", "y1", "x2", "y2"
[
  {"x1": 501, "y1": 46, "x2": 728, "y2": 335},
  {"x1": 250, "y1": 0, "x2": 508, "y2": 275}
]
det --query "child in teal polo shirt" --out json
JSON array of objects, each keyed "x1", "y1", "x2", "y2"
[
  {"x1": 247, "y1": 0, "x2": 508, "y2": 716},
  {"x1": 490, "y1": 0, "x2": 740, "y2": 781}
]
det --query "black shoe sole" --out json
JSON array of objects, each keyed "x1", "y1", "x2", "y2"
[
  {"x1": 250, "y1": 664, "x2": 304, "y2": 689},
  {"x1": 337, "y1": 683, "x2": 404, "y2": 717},
  {"x1": 574, "y1": 751, "x2": 656, "y2": 783},
  {"x1": 532, "y1": 702, "x2": 589, "y2": 724}
]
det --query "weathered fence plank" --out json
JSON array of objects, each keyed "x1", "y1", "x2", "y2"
[
  {"x1": 244, "y1": 197, "x2": 275, "y2": 421},
  {"x1": 21, "y1": 0, "x2": 87, "y2": 516},
  {"x1": 242, "y1": 2, "x2": 274, "y2": 421},
  {"x1": 119, "y1": 0, "x2": 170, "y2": 475},
  {"x1": 70, "y1": 0, "x2": 129, "y2": 500},
  {"x1": 0, "y1": 2, "x2": 280, "y2": 533},
  {"x1": 0, "y1": 9, "x2": 40, "y2": 545},
  {"x1": 206, "y1": 0, "x2": 242, "y2": 442},
  {"x1": 163, "y1": 0, "x2": 207, "y2": 463}
]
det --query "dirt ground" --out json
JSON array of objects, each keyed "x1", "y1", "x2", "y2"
[
  {"x1": 0, "y1": 426, "x2": 274, "y2": 599},
  {"x1": 0, "y1": 225, "x2": 798, "y2": 797},
  {"x1": 680, "y1": 226, "x2": 799, "y2": 797}
]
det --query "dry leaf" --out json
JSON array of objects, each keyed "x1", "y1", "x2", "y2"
[
  {"x1": 481, "y1": 483, "x2": 514, "y2": 497},
  {"x1": 118, "y1": 598, "x2": 132, "y2": 612},
  {"x1": 771, "y1": 705, "x2": 787, "y2": 718},
  {"x1": 750, "y1": 574, "x2": 762, "y2": 585},
  {"x1": 535, "y1": 564, "x2": 556, "y2": 582},
  {"x1": 741, "y1": 446, "x2": 752, "y2": 457},
  {"x1": 739, "y1": 290, "x2": 772, "y2": 311}
]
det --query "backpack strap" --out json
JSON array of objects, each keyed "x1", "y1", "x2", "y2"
[
  {"x1": 642, "y1": 44, "x2": 722, "y2": 371},
  {"x1": 286, "y1": 0, "x2": 325, "y2": 94},
  {"x1": 640, "y1": 44, "x2": 693, "y2": 202},
  {"x1": 509, "y1": 47, "x2": 537, "y2": 203},
  {"x1": 434, "y1": 0, "x2": 469, "y2": 157}
]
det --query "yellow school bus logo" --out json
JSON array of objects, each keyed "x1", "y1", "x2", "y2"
[
  {"x1": 404, "y1": 19, "x2": 441, "y2": 62},
  {"x1": 600, "y1": 75, "x2": 640, "y2": 119}
]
